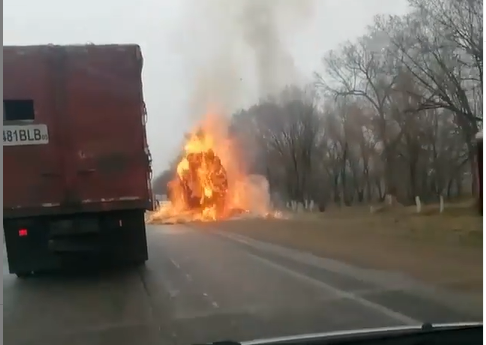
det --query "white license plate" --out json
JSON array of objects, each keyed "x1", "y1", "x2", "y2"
[{"x1": 3, "y1": 124, "x2": 49, "y2": 146}]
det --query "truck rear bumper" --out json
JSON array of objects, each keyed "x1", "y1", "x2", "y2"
[{"x1": 3, "y1": 209, "x2": 148, "y2": 275}]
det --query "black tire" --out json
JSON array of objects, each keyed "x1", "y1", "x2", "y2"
[
  {"x1": 15, "y1": 272, "x2": 32, "y2": 279},
  {"x1": 134, "y1": 259, "x2": 147, "y2": 267}
]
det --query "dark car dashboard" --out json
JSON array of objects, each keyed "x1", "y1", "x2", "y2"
[{"x1": 196, "y1": 322, "x2": 482, "y2": 345}]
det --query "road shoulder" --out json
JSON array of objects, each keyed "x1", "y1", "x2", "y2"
[{"x1": 193, "y1": 217, "x2": 482, "y2": 306}]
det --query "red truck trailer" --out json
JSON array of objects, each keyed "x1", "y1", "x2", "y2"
[{"x1": 3, "y1": 44, "x2": 153, "y2": 277}]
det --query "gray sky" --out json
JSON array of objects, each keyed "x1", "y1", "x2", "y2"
[{"x1": 4, "y1": 0, "x2": 410, "y2": 175}]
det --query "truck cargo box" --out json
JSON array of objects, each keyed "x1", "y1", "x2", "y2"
[{"x1": 3, "y1": 44, "x2": 153, "y2": 218}]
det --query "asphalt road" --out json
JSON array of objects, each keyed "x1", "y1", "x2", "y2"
[{"x1": 3, "y1": 224, "x2": 482, "y2": 345}]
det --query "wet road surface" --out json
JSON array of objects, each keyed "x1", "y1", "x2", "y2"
[{"x1": 4, "y1": 224, "x2": 482, "y2": 345}]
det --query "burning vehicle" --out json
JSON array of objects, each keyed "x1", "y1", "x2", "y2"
[
  {"x1": 165, "y1": 128, "x2": 231, "y2": 221},
  {"x1": 148, "y1": 113, "x2": 276, "y2": 224},
  {"x1": 169, "y1": 144, "x2": 229, "y2": 218}
]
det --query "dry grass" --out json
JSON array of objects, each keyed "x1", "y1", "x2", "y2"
[{"x1": 193, "y1": 202, "x2": 483, "y2": 295}]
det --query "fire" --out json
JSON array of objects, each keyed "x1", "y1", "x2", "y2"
[
  {"x1": 148, "y1": 111, "x2": 277, "y2": 224},
  {"x1": 172, "y1": 129, "x2": 228, "y2": 220}
]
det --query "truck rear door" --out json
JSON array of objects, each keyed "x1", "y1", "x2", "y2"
[
  {"x1": 3, "y1": 47, "x2": 65, "y2": 214},
  {"x1": 64, "y1": 45, "x2": 150, "y2": 208}
]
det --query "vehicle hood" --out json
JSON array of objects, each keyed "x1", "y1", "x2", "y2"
[{"x1": 240, "y1": 322, "x2": 482, "y2": 345}]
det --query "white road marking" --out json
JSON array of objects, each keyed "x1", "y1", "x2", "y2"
[
  {"x1": 170, "y1": 259, "x2": 180, "y2": 269},
  {"x1": 221, "y1": 232, "x2": 251, "y2": 244},
  {"x1": 247, "y1": 253, "x2": 419, "y2": 325},
  {"x1": 202, "y1": 292, "x2": 220, "y2": 309}
]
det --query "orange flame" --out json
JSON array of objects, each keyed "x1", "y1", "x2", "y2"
[{"x1": 149, "y1": 111, "x2": 276, "y2": 224}]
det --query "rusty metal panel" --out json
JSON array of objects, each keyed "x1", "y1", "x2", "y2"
[
  {"x1": 4, "y1": 46, "x2": 65, "y2": 213},
  {"x1": 3, "y1": 44, "x2": 152, "y2": 217}
]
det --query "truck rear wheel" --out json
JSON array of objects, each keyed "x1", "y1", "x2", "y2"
[
  {"x1": 15, "y1": 272, "x2": 32, "y2": 279},
  {"x1": 104, "y1": 209, "x2": 148, "y2": 265},
  {"x1": 133, "y1": 258, "x2": 147, "y2": 267}
]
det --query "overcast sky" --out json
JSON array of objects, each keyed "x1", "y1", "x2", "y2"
[{"x1": 4, "y1": 0, "x2": 410, "y2": 175}]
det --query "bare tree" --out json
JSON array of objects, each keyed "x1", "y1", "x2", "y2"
[
  {"x1": 162, "y1": 3, "x2": 481, "y2": 210},
  {"x1": 315, "y1": 31, "x2": 405, "y2": 196},
  {"x1": 373, "y1": 0, "x2": 482, "y2": 195},
  {"x1": 232, "y1": 86, "x2": 322, "y2": 204}
]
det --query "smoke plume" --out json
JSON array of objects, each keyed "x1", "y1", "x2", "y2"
[{"x1": 180, "y1": 0, "x2": 315, "y2": 117}]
